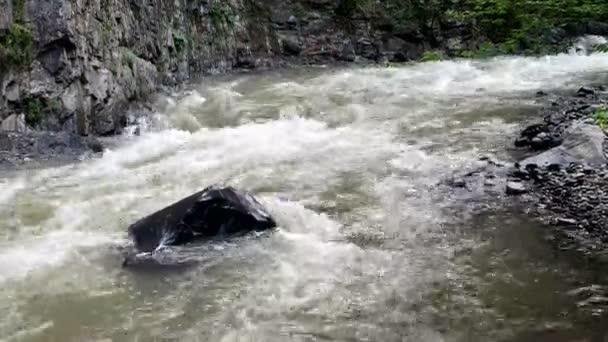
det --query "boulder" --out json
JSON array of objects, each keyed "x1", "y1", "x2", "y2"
[
  {"x1": 0, "y1": 114, "x2": 26, "y2": 132},
  {"x1": 520, "y1": 121, "x2": 607, "y2": 168},
  {"x1": 281, "y1": 35, "x2": 302, "y2": 56},
  {"x1": 127, "y1": 185, "x2": 277, "y2": 253}
]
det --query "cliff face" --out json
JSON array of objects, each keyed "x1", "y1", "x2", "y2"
[{"x1": 0, "y1": 0, "x2": 467, "y2": 136}]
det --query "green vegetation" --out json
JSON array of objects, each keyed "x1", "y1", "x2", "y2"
[
  {"x1": 594, "y1": 107, "x2": 608, "y2": 129},
  {"x1": 209, "y1": 2, "x2": 236, "y2": 31},
  {"x1": 12, "y1": 0, "x2": 26, "y2": 23},
  {"x1": 593, "y1": 43, "x2": 608, "y2": 53},
  {"x1": 0, "y1": 23, "x2": 34, "y2": 70},
  {"x1": 23, "y1": 97, "x2": 62, "y2": 127},
  {"x1": 172, "y1": 31, "x2": 187, "y2": 54},
  {"x1": 336, "y1": 0, "x2": 608, "y2": 57},
  {"x1": 421, "y1": 50, "x2": 443, "y2": 61}
]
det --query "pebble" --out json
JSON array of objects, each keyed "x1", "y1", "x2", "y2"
[{"x1": 506, "y1": 181, "x2": 527, "y2": 195}]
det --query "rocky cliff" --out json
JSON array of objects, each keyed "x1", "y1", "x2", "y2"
[{"x1": 0, "y1": 0, "x2": 471, "y2": 136}]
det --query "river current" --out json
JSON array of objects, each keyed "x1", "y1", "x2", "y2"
[{"x1": 1, "y1": 44, "x2": 608, "y2": 341}]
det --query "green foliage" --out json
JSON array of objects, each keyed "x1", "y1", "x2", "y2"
[
  {"x1": 350, "y1": 0, "x2": 608, "y2": 57},
  {"x1": 593, "y1": 43, "x2": 608, "y2": 53},
  {"x1": 453, "y1": 0, "x2": 608, "y2": 54},
  {"x1": 594, "y1": 107, "x2": 608, "y2": 129},
  {"x1": 23, "y1": 97, "x2": 62, "y2": 127},
  {"x1": 0, "y1": 23, "x2": 34, "y2": 70},
  {"x1": 172, "y1": 31, "x2": 187, "y2": 54},
  {"x1": 12, "y1": 0, "x2": 25, "y2": 23},
  {"x1": 209, "y1": 2, "x2": 236, "y2": 31},
  {"x1": 24, "y1": 97, "x2": 42, "y2": 126},
  {"x1": 421, "y1": 50, "x2": 443, "y2": 61}
]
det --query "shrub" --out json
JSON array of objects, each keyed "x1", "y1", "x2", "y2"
[
  {"x1": 421, "y1": 50, "x2": 443, "y2": 61},
  {"x1": 0, "y1": 23, "x2": 34, "y2": 70},
  {"x1": 594, "y1": 107, "x2": 608, "y2": 129}
]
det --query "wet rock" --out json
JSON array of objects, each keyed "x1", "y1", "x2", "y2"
[
  {"x1": 0, "y1": 132, "x2": 13, "y2": 151},
  {"x1": 520, "y1": 121, "x2": 607, "y2": 168},
  {"x1": 85, "y1": 137, "x2": 104, "y2": 153},
  {"x1": 536, "y1": 91, "x2": 548, "y2": 97},
  {"x1": 337, "y1": 42, "x2": 357, "y2": 62},
  {"x1": 577, "y1": 87, "x2": 595, "y2": 97},
  {"x1": 1, "y1": 114, "x2": 27, "y2": 132},
  {"x1": 450, "y1": 178, "x2": 467, "y2": 188},
  {"x1": 484, "y1": 179, "x2": 497, "y2": 187},
  {"x1": 506, "y1": 181, "x2": 527, "y2": 195},
  {"x1": 587, "y1": 21, "x2": 608, "y2": 36},
  {"x1": 555, "y1": 217, "x2": 578, "y2": 226},
  {"x1": 127, "y1": 185, "x2": 277, "y2": 253},
  {"x1": 281, "y1": 35, "x2": 302, "y2": 56}
]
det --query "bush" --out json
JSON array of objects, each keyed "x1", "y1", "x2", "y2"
[
  {"x1": 23, "y1": 97, "x2": 62, "y2": 127},
  {"x1": 594, "y1": 107, "x2": 608, "y2": 129},
  {"x1": 0, "y1": 23, "x2": 34, "y2": 70},
  {"x1": 421, "y1": 50, "x2": 443, "y2": 61}
]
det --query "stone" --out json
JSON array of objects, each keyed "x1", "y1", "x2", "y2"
[
  {"x1": 337, "y1": 41, "x2": 356, "y2": 62},
  {"x1": 506, "y1": 181, "x2": 527, "y2": 195},
  {"x1": 85, "y1": 68, "x2": 112, "y2": 101},
  {"x1": 356, "y1": 38, "x2": 379, "y2": 61},
  {"x1": 1, "y1": 114, "x2": 27, "y2": 132},
  {"x1": 0, "y1": 132, "x2": 13, "y2": 151},
  {"x1": 126, "y1": 185, "x2": 277, "y2": 253},
  {"x1": 451, "y1": 178, "x2": 467, "y2": 188},
  {"x1": 25, "y1": 0, "x2": 75, "y2": 49},
  {"x1": 281, "y1": 35, "x2": 302, "y2": 56},
  {"x1": 577, "y1": 87, "x2": 595, "y2": 97},
  {"x1": 5, "y1": 81, "x2": 20, "y2": 102},
  {"x1": 39, "y1": 47, "x2": 69, "y2": 75},
  {"x1": 587, "y1": 21, "x2": 608, "y2": 36},
  {"x1": 520, "y1": 121, "x2": 607, "y2": 168},
  {"x1": 0, "y1": 0, "x2": 12, "y2": 31},
  {"x1": 132, "y1": 58, "x2": 159, "y2": 99},
  {"x1": 445, "y1": 37, "x2": 463, "y2": 51},
  {"x1": 61, "y1": 82, "x2": 83, "y2": 116},
  {"x1": 28, "y1": 63, "x2": 57, "y2": 96}
]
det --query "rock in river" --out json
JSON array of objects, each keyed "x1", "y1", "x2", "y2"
[
  {"x1": 519, "y1": 121, "x2": 607, "y2": 168},
  {"x1": 127, "y1": 185, "x2": 277, "y2": 253},
  {"x1": 506, "y1": 181, "x2": 527, "y2": 195}
]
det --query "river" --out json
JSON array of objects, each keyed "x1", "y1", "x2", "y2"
[{"x1": 1, "y1": 49, "x2": 608, "y2": 341}]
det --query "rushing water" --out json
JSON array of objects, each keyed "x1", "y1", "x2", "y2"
[{"x1": 2, "y1": 50, "x2": 608, "y2": 341}]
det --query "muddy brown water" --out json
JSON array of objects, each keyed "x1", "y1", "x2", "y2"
[{"x1": 2, "y1": 52, "x2": 608, "y2": 341}]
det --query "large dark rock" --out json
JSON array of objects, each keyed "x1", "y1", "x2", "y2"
[{"x1": 127, "y1": 186, "x2": 277, "y2": 253}]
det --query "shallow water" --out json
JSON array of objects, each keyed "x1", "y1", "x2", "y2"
[{"x1": 2, "y1": 51, "x2": 608, "y2": 341}]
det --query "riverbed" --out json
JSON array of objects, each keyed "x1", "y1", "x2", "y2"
[{"x1": 2, "y1": 52, "x2": 608, "y2": 341}]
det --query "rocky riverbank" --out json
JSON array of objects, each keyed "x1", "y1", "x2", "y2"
[{"x1": 509, "y1": 86, "x2": 608, "y2": 255}]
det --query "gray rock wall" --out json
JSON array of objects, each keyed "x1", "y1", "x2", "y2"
[{"x1": 0, "y1": 0, "x2": 457, "y2": 136}]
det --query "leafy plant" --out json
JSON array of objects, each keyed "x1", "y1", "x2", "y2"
[
  {"x1": 23, "y1": 97, "x2": 63, "y2": 127},
  {"x1": 0, "y1": 23, "x2": 34, "y2": 70},
  {"x1": 421, "y1": 50, "x2": 443, "y2": 62},
  {"x1": 593, "y1": 43, "x2": 608, "y2": 53},
  {"x1": 209, "y1": 2, "x2": 236, "y2": 31},
  {"x1": 594, "y1": 107, "x2": 608, "y2": 129},
  {"x1": 12, "y1": 0, "x2": 25, "y2": 23},
  {"x1": 172, "y1": 31, "x2": 187, "y2": 54},
  {"x1": 24, "y1": 97, "x2": 43, "y2": 126}
]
